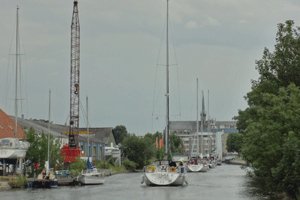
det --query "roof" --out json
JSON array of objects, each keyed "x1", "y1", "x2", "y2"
[
  {"x1": 13, "y1": 118, "x2": 113, "y2": 144},
  {"x1": 86, "y1": 127, "x2": 115, "y2": 145},
  {"x1": 0, "y1": 109, "x2": 25, "y2": 139},
  {"x1": 169, "y1": 120, "x2": 237, "y2": 131}
]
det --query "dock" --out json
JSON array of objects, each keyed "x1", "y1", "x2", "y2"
[{"x1": 27, "y1": 177, "x2": 80, "y2": 186}]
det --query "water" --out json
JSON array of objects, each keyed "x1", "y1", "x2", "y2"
[{"x1": 1, "y1": 164, "x2": 261, "y2": 200}]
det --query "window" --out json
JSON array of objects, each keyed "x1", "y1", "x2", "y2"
[{"x1": 1, "y1": 140, "x2": 10, "y2": 147}]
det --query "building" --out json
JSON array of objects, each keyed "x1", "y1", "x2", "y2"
[
  {"x1": 0, "y1": 109, "x2": 28, "y2": 175},
  {"x1": 222, "y1": 133, "x2": 229, "y2": 156},
  {"x1": 0, "y1": 109, "x2": 25, "y2": 139},
  {"x1": 169, "y1": 120, "x2": 238, "y2": 156},
  {"x1": 11, "y1": 117, "x2": 108, "y2": 161}
]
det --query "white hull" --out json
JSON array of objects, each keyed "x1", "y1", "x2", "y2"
[
  {"x1": 186, "y1": 164, "x2": 203, "y2": 172},
  {"x1": 79, "y1": 175, "x2": 105, "y2": 185},
  {"x1": 209, "y1": 162, "x2": 216, "y2": 168},
  {"x1": 79, "y1": 168, "x2": 105, "y2": 185},
  {"x1": 0, "y1": 149, "x2": 27, "y2": 159},
  {"x1": 0, "y1": 138, "x2": 29, "y2": 159},
  {"x1": 199, "y1": 165, "x2": 209, "y2": 172},
  {"x1": 141, "y1": 165, "x2": 187, "y2": 186}
]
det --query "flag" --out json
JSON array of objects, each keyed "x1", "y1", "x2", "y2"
[{"x1": 160, "y1": 139, "x2": 163, "y2": 148}]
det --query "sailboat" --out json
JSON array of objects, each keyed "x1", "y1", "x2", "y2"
[
  {"x1": 78, "y1": 96, "x2": 105, "y2": 185},
  {"x1": 31, "y1": 90, "x2": 58, "y2": 188},
  {"x1": 186, "y1": 78, "x2": 204, "y2": 172},
  {"x1": 0, "y1": 6, "x2": 29, "y2": 175},
  {"x1": 140, "y1": 0, "x2": 187, "y2": 186}
]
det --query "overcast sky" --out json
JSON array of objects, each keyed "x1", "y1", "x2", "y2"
[{"x1": 1, "y1": 0, "x2": 300, "y2": 135}]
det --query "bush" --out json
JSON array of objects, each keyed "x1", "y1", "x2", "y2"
[
  {"x1": 8, "y1": 175, "x2": 27, "y2": 188},
  {"x1": 96, "y1": 161, "x2": 109, "y2": 169},
  {"x1": 69, "y1": 156, "x2": 87, "y2": 176},
  {"x1": 108, "y1": 156, "x2": 115, "y2": 167},
  {"x1": 122, "y1": 160, "x2": 137, "y2": 172}
]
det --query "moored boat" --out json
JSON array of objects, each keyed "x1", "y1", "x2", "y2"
[
  {"x1": 140, "y1": 0, "x2": 187, "y2": 187},
  {"x1": 79, "y1": 167, "x2": 105, "y2": 185},
  {"x1": 141, "y1": 160, "x2": 187, "y2": 186}
]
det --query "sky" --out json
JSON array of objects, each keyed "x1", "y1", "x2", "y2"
[{"x1": 1, "y1": 0, "x2": 300, "y2": 135}]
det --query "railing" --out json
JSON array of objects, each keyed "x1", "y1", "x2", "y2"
[
  {"x1": 56, "y1": 170, "x2": 71, "y2": 178},
  {"x1": 144, "y1": 165, "x2": 184, "y2": 174}
]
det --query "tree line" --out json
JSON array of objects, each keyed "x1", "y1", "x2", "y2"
[
  {"x1": 229, "y1": 20, "x2": 300, "y2": 199},
  {"x1": 113, "y1": 125, "x2": 184, "y2": 169}
]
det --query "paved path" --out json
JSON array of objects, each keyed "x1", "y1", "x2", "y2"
[{"x1": 0, "y1": 181, "x2": 10, "y2": 191}]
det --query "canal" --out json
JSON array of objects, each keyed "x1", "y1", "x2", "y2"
[{"x1": 1, "y1": 164, "x2": 261, "y2": 200}]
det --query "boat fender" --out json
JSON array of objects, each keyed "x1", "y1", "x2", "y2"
[
  {"x1": 170, "y1": 167, "x2": 176, "y2": 172},
  {"x1": 140, "y1": 175, "x2": 144, "y2": 184},
  {"x1": 151, "y1": 166, "x2": 155, "y2": 172},
  {"x1": 147, "y1": 166, "x2": 155, "y2": 172}
]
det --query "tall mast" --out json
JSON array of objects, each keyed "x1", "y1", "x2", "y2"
[
  {"x1": 47, "y1": 89, "x2": 51, "y2": 176},
  {"x1": 86, "y1": 96, "x2": 89, "y2": 157},
  {"x1": 69, "y1": 0, "x2": 80, "y2": 148},
  {"x1": 14, "y1": 6, "x2": 19, "y2": 138},
  {"x1": 196, "y1": 78, "x2": 199, "y2": 156},
  {"x1": 165, "y1": 0, "x2": 170, "y2": 159},
  {"x1": 201, "y1": 91, "x2": 204, "y2": 154}
]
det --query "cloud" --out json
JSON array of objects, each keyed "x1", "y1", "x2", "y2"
[
  {"x1": 238, "y1": 20, "x2": 248, "y2": 24},
  {"x1": 204, "y1": 17, "x2": 221, "y2": 26},
  {"x1": 185, "y1": 21, "x2": 198, "y2": 29}
]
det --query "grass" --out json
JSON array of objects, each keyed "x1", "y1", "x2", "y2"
[{"x1": 8, "y1": 175, "x2": 27, "y2": 188}]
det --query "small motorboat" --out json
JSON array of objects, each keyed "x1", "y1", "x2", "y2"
[{"x1": 78, "y1": 159, "x2": 105, "y2": 185}]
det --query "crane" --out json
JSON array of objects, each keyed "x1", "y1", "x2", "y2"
[{"x1": 69, "y1": 0, "x2": 80, "y2": 148}]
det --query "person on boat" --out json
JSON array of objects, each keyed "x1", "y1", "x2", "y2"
[
  {"x1": 169, "y1": 159, "x2": 176, "y2": 167},
  {"x1": 194, "y1": 158, "x2": 198, "y2": 165},
  {"x1": 179, "y1": 161, "x2": 183, "y2": 166}
]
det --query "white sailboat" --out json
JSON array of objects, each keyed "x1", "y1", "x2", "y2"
[
  {"x1": 140, "y1": 0, "x2": 187, "y2": 186},
  {"x1": 78, "y1": 96, "x2": 105, "y2": 185},
  {"x1": 32, "y1": 90, "x2": 58, "y2": 188},
  {"x1": 0, "y1": 6, "x2": 29, "y2": 175},
  {"x1": 186, "y1": 78, "x2": 204, "y2": 172}
]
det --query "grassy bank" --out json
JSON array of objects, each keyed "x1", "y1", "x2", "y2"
[{"x1": 0, "y1": 175, "x2": 27, "y2": 189}]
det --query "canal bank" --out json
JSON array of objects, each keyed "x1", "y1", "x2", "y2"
[
  {"x1": 0, "y1": 168, "x2": 130, "y2": 189},
  {"x1": 0, "y1": 181, "x2": 10, "y2": 191}
]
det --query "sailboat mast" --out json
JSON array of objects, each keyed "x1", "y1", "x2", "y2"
[
  {"x1": 201, "y1": 91, "x2": 204, "y2": 155},
  {"x1": 48, "y1": 89, "x2": 51, "y2": 175},
  {"x1": 196, "y1": 78, "x2": 199, "y2": 156},
  {"x1": 165, "y1": 0, "x2": 170, "y2": 159},
  {"x1": 14, "y1": 6, "x2": 19, "y2": 138},
  {"x1": 86, "y1": 96, "x2": 89, "y2": 158}
]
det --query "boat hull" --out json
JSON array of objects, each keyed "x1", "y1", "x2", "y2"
[
  {"x1": 0, "y1": 149, "x2": 27, "y2": 159},
  {"x1": 186, "y1": 164, "x2": 203, "y2": 172},
  {"x1": 31, "y1": 179, "x2": 58, "y2": 188},
  {"x1": 142, "y1": 172, "x2": 186, "y2": 186},
  {"x1": 199, "y1": 165, "x2": 209, "y2": 172},
  {"x1": 79, "y1": 175, "x2": 105, "y2": 185}
]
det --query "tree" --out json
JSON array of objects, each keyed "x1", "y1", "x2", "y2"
[
  {"x1": 121, "y1": 134, "x2": 153, "y2": 168},
  {"x1": 113, "y1": 125, "x2": 128, "y2": 144},
  {"x1": 234, "y1": 20, "x2": 300, "y2": 198},
  {"x1": 26, "y1": 127, "x2": 62, "y2": 176},
  {"x1": 226, "y1": 133, "x2": 243, "y2": 154},
  {"x1": 70, "y1": 156, "x2": 87, "y2": 176},
  {"x1": 26, "y1": 128, "x2": 42, "y2": 175},
  {"x1": 169, "y1": 133, "x2": 184, "y2": 154}
]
